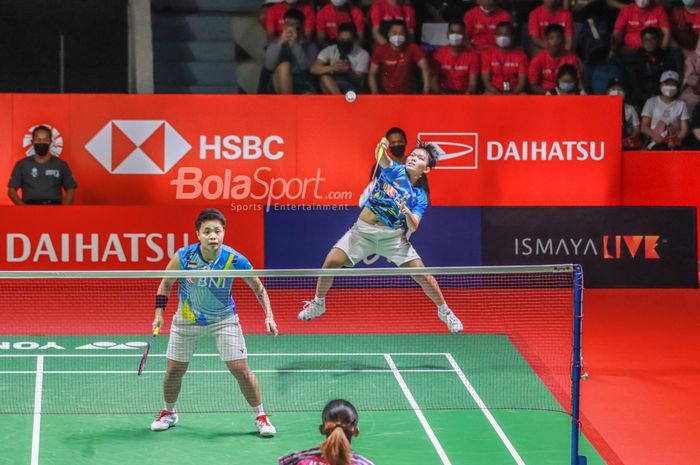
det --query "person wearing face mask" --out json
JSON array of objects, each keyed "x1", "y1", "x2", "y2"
[
  {"x1": 612, "y1": 0, "x2": 670, "y2": 52},
  {"x1": 640, "y1": 70, "x2": 690, "y2": 149},
  {"x1": 8, "y1": 125, "x2": 77, "y2": 206},
  {"x1": 671, "y1": 0, "x2": 700, "y2": 52},
  {"x1": 547, "y1": 63, "x2": 584, "y2": 95},
  {"x1": 628, "y1": 27, "x2": 680, "y2": 108},
  {"x1": 311, "y1": 23, "x2": 370, "y2": 94},
  {"x1": 265, "y1": 0, "x2": 316, "y2": 43},
  {"x1": 529, "y1": 24, "x2": 582, "y2": 95},
  {"x1": 481, "y1": 21, "x2": 529, "y2": 94},
  {"x1": 528, "y1": 0, "x2": 574, "y2": 55},
  {"x1": 431, "y1": 21, "x2": 480, "y2": 94},
  {"x1": 370, "y1": 0, "x2": 416, "y2": 46},
  {"x1": 463, "y1": 0, "x2": 512, "y2": 51},
  {"x1": 316, "y1": 0, "x2": 365, "y2": 48},
  {"x1": 608, "y1": 78, "x2": 642, "y2": 149},
  {"x1": 368, "y1": 20, "x2": 431, "y2": 94}
]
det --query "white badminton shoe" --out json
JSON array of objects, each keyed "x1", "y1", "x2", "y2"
[
  {"x1": 256, "y1": 414, "x2": 277, "y2": 437},
  {"x1": 438, "y1": 306, "x2": 463, "y2": 334},
  {"x1": 298, "y1": 298, "x2": 326, "y2": 320},
  {"x1": 150, "y1": 409, "x2": 179, "y2": 431}
]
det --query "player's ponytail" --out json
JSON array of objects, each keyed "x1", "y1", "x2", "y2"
[
  {"x1": 320, "y1": 422, "x2": 353, "y2": 465},
  {"x1": 318, "y1": 399, "x2": 360, "y2": 465}
]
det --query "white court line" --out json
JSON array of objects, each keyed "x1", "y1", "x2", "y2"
[
  {"x1": 2, "y1": 369, "x2": 457, "y2": 375},
  {"x1": 0, "y1": 352, "x2": 449, "y2": 358},
  {"x1": 445, "y1": 353, "x2": 526, "y2": 465},
  {"x1": 384, "y1": 354, "x2": 452, "y2": 465},
  {"x1": 30, "y1": 355, "x2": 44, "y2": 465}
]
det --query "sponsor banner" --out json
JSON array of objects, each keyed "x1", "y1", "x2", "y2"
[
  {"x1": 482, "y1": 207, "x2": 698, "y2": 288},
  {"x1": 0, "y1": 206, "x2": 264, "y2": 270},
  {"x1": 0, "y1": 94, "x2": 620, "y2": 207},
  {"x1": 264, "y1": 206, "x2": 482, "y2": 268}
]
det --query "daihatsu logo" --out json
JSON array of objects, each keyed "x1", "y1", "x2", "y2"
[{"x1": 416, "y1": 132, "x2": 478, "y2": 169}]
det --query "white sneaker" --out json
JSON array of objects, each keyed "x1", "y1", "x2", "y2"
[
  {"x1": 255, "y1": 414, "x2": 276, "y2": 437},
  {"x1": 150, "y1": 409, "x2": 179, "y2": 431},
  {"x1": 438, "y1": 306, "x2": 463, "y2": 334},
  {"x1": 298, "y1": 298, "x2": 326, "y2": 320}
]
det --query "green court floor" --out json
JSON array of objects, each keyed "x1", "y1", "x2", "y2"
[{"x1": 0, "y1": 335, "x2": 606, "y2": 465}]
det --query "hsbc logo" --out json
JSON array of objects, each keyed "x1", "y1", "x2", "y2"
[
  {"x1": 417, "y1": 132, "x2": 478, "y2": 170},
  {"x1": 85, "y1": 120, "x2": 191, "y2": 174}
]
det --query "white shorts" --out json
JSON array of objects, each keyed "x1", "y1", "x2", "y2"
[
  {"x1": 333, "y1": 219, "x2": 421, "y2": 266},
  {"x1": 166, "y1": 314, "x2": 247, "y2": 363}
]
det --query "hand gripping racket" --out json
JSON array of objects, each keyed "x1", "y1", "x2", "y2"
[{"x1": 138, "y1": 326, "x2": 160, "y2": 376}]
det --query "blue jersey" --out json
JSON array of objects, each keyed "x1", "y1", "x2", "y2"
[
  {"x1": 176, "y1": 243, "x2": 252, "y2": 325},
  {"x1": 366, "y1": 160, "x2": 428, "y2": 229}
]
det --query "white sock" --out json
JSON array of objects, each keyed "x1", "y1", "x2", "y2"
[
  {"x1": 438, "y1": 303, "x2": 449, "y2": 312},
  {"x1": 165, "y1": 402, "x2": 176, "y2": 412},
  {"x1": 314, "y1": 295, "x2": 325, "y2": 303},
  {"x1": 253, "y1": 404, "x2": 265, "y2": 417}
]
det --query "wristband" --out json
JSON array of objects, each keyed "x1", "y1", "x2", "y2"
[{"x1": 155, "y1": 295, "x2": 169, "y2": 309}]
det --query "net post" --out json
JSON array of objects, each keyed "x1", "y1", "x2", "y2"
[{"x1": 571, "y1": 264, "x2": 586, "y2": 465}]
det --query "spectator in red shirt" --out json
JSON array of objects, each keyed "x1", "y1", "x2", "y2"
[
  {"x1": 529, "y1": 24, "x2": 582, "y2": 94},
  {"x1": 370, "y1": 0, "x2": 416, "y2": 46},
  {"x1": 528, "y1": 0, "x2": 573, "y2": 55},
  {"x1": 431, "y1": 22, "x2": 480, "y2": 94},
  {"x1": 671, "y1": 0, "x2": 700, "y2": 51},
  {"x1": 613, "y1": 0, "x2": 670, "y2": 52},
  {"x1": 481, "y1": 21, "x2": 529, "y2": 94},
  {"x1": 316, "y1": 0, "x2": 365, "y2": 48},
  {"x1": 463, "y1": 0, "x2": 512, "y2": 51},
  {"x1": 369, "y1": 20, "x2": 431, "y2": 94},
  {"x1": 266, "y1": 0, "x2": 316, "y2": 43}
]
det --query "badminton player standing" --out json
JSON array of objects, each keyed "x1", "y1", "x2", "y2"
[
  {"x1": 150, "y1": 208, "x2": 278, "y2": 436},
  {"x1": 299, "y1": 140, "x2": 463, "y2": 333}
]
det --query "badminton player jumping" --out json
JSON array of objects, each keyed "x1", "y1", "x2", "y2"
[{"x1": 298, "y1": 139, "x2": 463, "y2": 333}]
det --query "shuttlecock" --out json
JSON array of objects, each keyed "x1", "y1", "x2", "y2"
[{"x1": 345, "y1": 91, "x2": 357, "y2": 103}]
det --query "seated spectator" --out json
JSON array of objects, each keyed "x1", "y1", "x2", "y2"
[
  {"x1": 686, "y1": 95, "x2": 700, "y2": 148},
  {"x1": 264, "y1": 9, "x2": 319, "y2": 94},
  {"x1": 529, "y1": 24, "x2": 582, "y2": 94},
  {"x1": 278, "y1": 399, "x2": 374, "y2": 465},
  {"x1": 481, "y1": 21, "x2": 529, "y2": 94},
  {"x1": 8, "y1": 125, "x2": 77, "y2": 205},
  {"x1": 671, "y1": 0, "x2": 700, "y2": 52},
  {"x1": 547, "y1": 63, "x2": 585, "y2": 94},
  {"x1": 316, "y1": 0, "x2": 365, "y2": 48},
  {"x1": 628, "y1": 27, "x2": 680, "y2": 107},
  {"x1": 681, "y1": 38, "x2": 700, "y2": 113},
  {"x1": 571, "y1": 0, "x2": 612, "y2": 62},
  {"x1": 613, "y1": 0, "x2": 670, "y2": 53},
  {"x1": 608, "y1": 78, "x2": 642, "y2": 149},
  {"x1": 311, "y1": 23, "x2": 369, "y2": 94},
  {"x1": 369, "y1": 20, "x2": 430, "y2": 94},
  {"x1": 369, "y1": 0, "x2": 416, "y2": 46},
  {"x1": 641, "y1": 70, "x2": 689, "y2": 149},
  {"x1": 431, "y1": 21, "x2": 480, "y2": 94},
  {"x1": 463, "y1": 0, "x2": 512, "y2": 51},
  {"x1": 586, "y1": 45, "x2": 624, "y2": 95},
  {"x1": 528, "y1": 0, "x2": 574, "y2": 55},
  {"x1": 266, "y1": 0, "x2": 316, "y2": 42}
]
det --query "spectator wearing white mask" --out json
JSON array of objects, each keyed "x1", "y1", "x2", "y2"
[
  {"x1": 481, "y1": 21, "x2": 528, "y2": 95},
  {"x1": 431, "y1": 21, "x2": 480, "y2": 94},
  {"x1": 641, "y1": 70, "x2": 690, "y2": 150},
  {"x1": 612, "y1": 0, "x2": 670, "y2": 52},
  {"x1": 369, "y1": 20, "x2": 430, "y2": 94}
]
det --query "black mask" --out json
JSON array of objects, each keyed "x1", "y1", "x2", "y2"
[
  {"x1": 33, "y1": 143, "x2": 50, "y2": 156},
  {"x1": 389, "y1": 145, "x2": 406, "y2": 158},
  {"x1": 337, "y1": 41, "x2": 353, "y2": 57}
]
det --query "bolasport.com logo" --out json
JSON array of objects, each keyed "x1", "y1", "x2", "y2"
[
  {"x1": 83, "y1": 119, "x2": 352, "y2": 208},
  {"x1": 417, "y1": 132, "x2": 607, "y2": 169}
]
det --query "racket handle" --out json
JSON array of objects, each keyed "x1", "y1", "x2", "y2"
[
  {"x1": 375, "y1": 137, "x2": 389, "y2": 161},
  {"x1": 153, "y1": 326, "x2": 161, "y2": 336}
]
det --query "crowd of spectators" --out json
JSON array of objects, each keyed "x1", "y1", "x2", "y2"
[{"x1": 258, "y1": 0, "x2": 700, "y2": 149}]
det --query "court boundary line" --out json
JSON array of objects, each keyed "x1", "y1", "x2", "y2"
[
  {"x1": 384, "y1": 354, "x2": 452, "y2": 465},
  {"x1": 30, "y1": 355, "x2": 44, "y2": 465},
  {"x1": 2, "y1": 369, "x2": 457, "y2": 374},
  {"x1": 0, "y1": 352, "x2": 450, "y2": 358},
  {"x1": 445, "y1": 353, "x2": 526, "y2": 465}
]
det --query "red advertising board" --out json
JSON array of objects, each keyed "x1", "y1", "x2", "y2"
[
  {"x1": 0, "y1": 206, "x2": 264, "y2": 270},
  {"x1": 0, "y1": 94, "x2": 621, "y2": 207}
]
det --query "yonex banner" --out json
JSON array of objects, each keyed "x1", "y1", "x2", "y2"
[
  {"x1": 0, "y1": 94, "x2": 621, "y2": 207},
  {"x1": 0, "y1": 206, "x2": 264, "y2": 270},
  {"x1": 482, "y1": 207, "x2": 698, "y2": 288}
]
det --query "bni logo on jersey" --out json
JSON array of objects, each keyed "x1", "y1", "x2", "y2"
[
  {"x1": 84, "y1": 120, "x2": 191, "y2": 174},
  {"x1": 417, "y1": 132, "x2": 478, "y2": 170}
]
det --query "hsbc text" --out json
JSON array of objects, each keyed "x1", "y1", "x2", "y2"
[{"x1": 199, "y1": 135, "x2": 284, "y2": 160}]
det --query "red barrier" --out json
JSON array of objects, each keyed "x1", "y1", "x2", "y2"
[
  {"x1": 623, "y1": 151, "x2": 700, "y2": 258},
  {"x1": 0, "y1": 94, "x2": 621, "y2": 207},
  {"x1": 0, "y1": 206, "x2": 264, "y2": 270}
]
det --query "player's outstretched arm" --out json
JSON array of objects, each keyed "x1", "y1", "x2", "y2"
[
  {"x1": 153, "y1": 254, "x2": 180, "y2": 332},
  {"x1": 243, "y1": 277, "x2": 278, "y2": 336}
]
